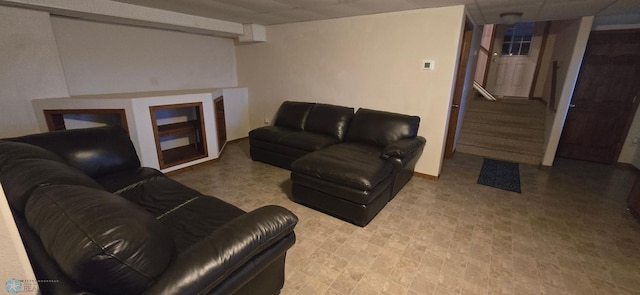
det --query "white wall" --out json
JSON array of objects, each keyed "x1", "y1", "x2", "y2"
[
  {"x1": 0, "y1": 183, "x2": 37, "y2": 291},
  {"x1": 0, "y1": 7, "x2": 240, "y2": 138},
  {"x1": 236, "y1": 6, "x2": 466, "y2": 177},
  {"x1": 51, "y1": 17, "x2": 238, "y2": 96},
  {"x1": 0, "y1": 6, "x2": 69, "y2": 138},
  {"x1": 541, "y1": 17, "x2": 594, "y2": 166}
]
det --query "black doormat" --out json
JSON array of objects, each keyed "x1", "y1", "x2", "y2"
[{"x1": 477, "y1": 158, "x2": 521, "y2": 193}]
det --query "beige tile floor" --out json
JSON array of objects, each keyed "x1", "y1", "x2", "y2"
[{"x1": 170, "y1": 140, "x2": 640, "y2": 295}]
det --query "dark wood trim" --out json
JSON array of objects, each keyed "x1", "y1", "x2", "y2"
[
  {"x1": 445, "y1": 19, "x2": 473, "y2": 159},
  {"x1": 42, "y1": 109, "x2": 128, "y2": 132},
  {"x1": 414, "y1": 171, "x2": 439, "y2": 180},
  {"x1": 150, "y1": 102, "x2": 208, "y2": 169},
  {"x1": 529, "y1": 21, "x2": 552, "y2": 100}
]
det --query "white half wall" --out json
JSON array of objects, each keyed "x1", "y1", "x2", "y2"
[
  {"x1": 51, "y1": 16, "x2": 238, "y2": 96},
  {"x1": 236, "y1": 6, "x2": 466, "y2": 177},
  {"x1": 0, "y1": 6, "x2": 69, "y2": 138}
]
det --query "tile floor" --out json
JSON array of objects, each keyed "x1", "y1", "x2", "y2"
[{"x1": 170, "y1": 140, "x2": 640, "y2": 295}]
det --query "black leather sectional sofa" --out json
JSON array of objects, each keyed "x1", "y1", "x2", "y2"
[
  {"x1": 0, "y1": 126, "x2": 298, "y2": 295},
  {"x1": 249, "y1": 101, "x2": 426, "y2": 226}
]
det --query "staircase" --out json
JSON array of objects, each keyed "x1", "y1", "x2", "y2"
[{"x1": 456, "y1": 97, "x2": 546, "y2": 165}]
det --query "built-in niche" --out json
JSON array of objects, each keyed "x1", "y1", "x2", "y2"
[
  {"x1": 43, "y1": 109, "x2": 128, "y2": 132},
  {"x1": 150, "y1": 102, "x2": 207, "y2": 169}
]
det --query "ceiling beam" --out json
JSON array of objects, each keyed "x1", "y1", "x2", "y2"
[{"x1": 0, "y1": 0, "x2": 244, "y2": 37}]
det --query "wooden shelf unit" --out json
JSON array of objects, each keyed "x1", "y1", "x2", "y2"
[{"x1": 150, "y1": 102, "x2": 207, "y2": 169}]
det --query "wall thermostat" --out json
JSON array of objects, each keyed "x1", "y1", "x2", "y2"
[{"x1": 422, "y1": 60, "x2": 435, "y2": 70}]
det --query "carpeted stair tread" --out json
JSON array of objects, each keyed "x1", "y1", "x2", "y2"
[
  {"x1": 464, "y1": 111, "x2": 545, "y2": 129},
  {"x1": 461, "y1": 123, "x2": 544, "y2": 143},
  {"x1": 457, "y1": 133, "x2": 543, "y2": 156},
  {"x1": 456, "y1": 144, "x2": 541, "y2": 165},
  {"x1": 468, "y1": 98, "x2": 545, "y2": 118}
]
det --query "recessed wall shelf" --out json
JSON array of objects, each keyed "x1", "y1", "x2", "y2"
[{"x1": 150, "y1": 102, "x2": 207, "y2": 169}]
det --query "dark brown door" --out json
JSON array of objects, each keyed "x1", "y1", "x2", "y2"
[
  {"x1": 557, "y1": 29, "x2": 640, "y2": 163},
  {"x1": 445, "y1": 19, "x2": 473, "y2": 158}
]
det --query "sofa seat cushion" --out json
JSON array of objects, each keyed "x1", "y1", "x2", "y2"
[
  {"x1": 157, "y1": 196, "x2": 246, "y2": 252},
  {"x1": 291, "y1": 143, "x2": 394, "y2": 192},
  {"x1": 249, "y1": 126, "x2": 297, "y2": 143},
  {"x1": 25, "y1": 185, "x2": 175, "y2": 295},
  {"x1": 114, "y1": 176, "x2": 201, "y2": 217},
  {"x1": 279, "y1": 131, "x2": 340, "y2": 152},
  {"x1": 96, "y1": 167, "x2": 165, "y2": 193}
]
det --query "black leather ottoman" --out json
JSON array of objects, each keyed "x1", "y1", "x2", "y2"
[{"x1": 291, "y1": 143, "x2": 395, "y2": 226}]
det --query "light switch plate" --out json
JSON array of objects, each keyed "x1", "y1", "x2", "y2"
[{"x1": 422, "y1": 60, "x2": 435, "y2": 70}]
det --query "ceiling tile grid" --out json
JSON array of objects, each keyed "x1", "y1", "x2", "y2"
[{"x1": 109, "y1": 0, "x2": 640, "y2": 26}]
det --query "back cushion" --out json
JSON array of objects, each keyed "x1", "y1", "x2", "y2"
[
  {"x1": 0, "y1": 140, "x2": 65, "y2": 167},
  {"x1": 304, "y1": 104, "x2": 354, "y2": 140},
  {"x1": 8, "y1": 126, "x2": 140, "y2": 178},
  {"x1": 345, "y1": 108, "x2": 420, "y2": 148},
  {"x1": 0, "y1": 158, "x2": 104, "y2": 214},
  {"x1": 273, "y1": 101, "x2": 315, "y2": 130},
  {"x1": 26, "y1": 185, "x2": 175, "y2": 295}
]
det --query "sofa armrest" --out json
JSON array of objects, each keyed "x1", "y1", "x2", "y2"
[
  {"x1": 142, "y1": 205, "x2": 298, "y2": 295},
  {"x1": 381, "y1": 137, "x2": 426, "y2": 159}
]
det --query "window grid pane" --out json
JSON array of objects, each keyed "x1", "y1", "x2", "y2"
[{"x1": 501, "y1": 22, "x2": 534, "y2": 56}]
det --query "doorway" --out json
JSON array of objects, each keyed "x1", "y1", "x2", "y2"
[
  {"x1": 444, "y1": 19, "x2": 474, "y2": 158},
  {"x1": 484, "y1": 22, "x2": 545, "y2": 99},
  {"x1": 556, "y1": 29, "x2": 640, "y2": 163}
]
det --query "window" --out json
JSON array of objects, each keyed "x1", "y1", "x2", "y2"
[{"x1": 501, "y1": 22, "x2": 535, "y2": 56}]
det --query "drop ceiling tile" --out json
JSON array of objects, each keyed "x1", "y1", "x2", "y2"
[
  {"x1": 536, "y1": 0, "x2": 614, "y2": 20},
  {"x1": 240, "y1": 13, "x2": 293, "y2": 25},
  {"x1": 216, "y1": 0, "x2": 293, "y2": 13},
  {"x1": 306, "y1": 3, "x2": 370, "y2": 18},
  {"x1": 269, "y1": 8, "x2": 328, "y2": 22},
  {"x1": 275, "y1": 0, "x2": 351, "y2": 9},
  {"x1": 598, "y1": 0, "x2": 640, "y2": 15},
  {"x1": 350, "y1": 0, "x2": 421, "y2": 14},
  {"x1": 407, "y1": 0, "x2": 473, "y2": 9}
]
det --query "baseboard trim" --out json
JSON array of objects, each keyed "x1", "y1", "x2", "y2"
[
  {"x1": 165, "y1": 158, "x2": 219, "y2": 176},
  {"x1": 617, "y1": 162, "x2": 640, "y2": 173},
  {"x1": 414, "y1": 171, "x2": 439, "y2": 180}
]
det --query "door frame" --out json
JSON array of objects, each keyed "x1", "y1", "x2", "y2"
[{"x1": 444, "y1": 19, "x2": 474, "y2": 159}]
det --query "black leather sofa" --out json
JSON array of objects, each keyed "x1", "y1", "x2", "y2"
[
  {"x1": 0, "y1": 126, "x2": 298, "y2": 295},
  {"x1": 249, "y1": 101, "x2": 355, "y2": 169},
  {"x1": 249, "y1": 102, "x2": 426, "y2": 226}
]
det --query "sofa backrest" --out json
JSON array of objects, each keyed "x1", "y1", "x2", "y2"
[
  {"x1": 304, "y1": 103, "x2": 354, "y2": 141},
  {"x1": 344, "y1": 108, "x2": 421, "y2": 148},
  {"x1": 6, "y1": 126, "x2": 141, "y2": 179},
  {"x1": 273, "y1": 101, "x2": 315, "y2": 131},
  {"x1": 0, "y1": 141, "x2": 104, "y2": 213}
]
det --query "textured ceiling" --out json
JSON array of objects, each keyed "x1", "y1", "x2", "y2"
[{"x1": 109, "y1": 0, "x2": 640, "y2": 26}]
